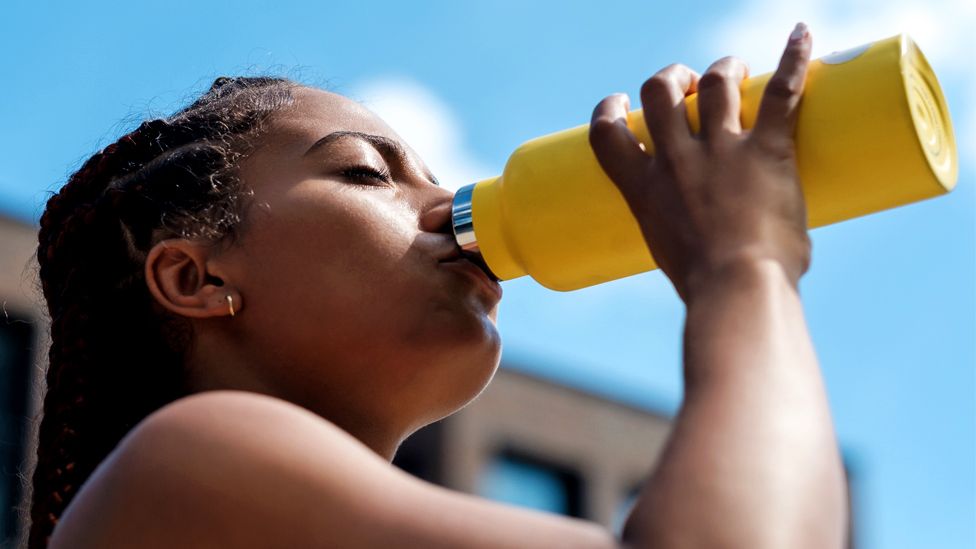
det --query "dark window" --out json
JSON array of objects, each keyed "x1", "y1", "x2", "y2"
[
  {"x1": 0, "y1": 312, "x2": 34, "y2": 547},
  {"x1": 478, "y1": 449, "x2": 584, "y2": 518}
]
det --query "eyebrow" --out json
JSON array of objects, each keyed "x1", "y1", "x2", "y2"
[{"x1": 303, "y1": 130, "x2": 440, "y2": 187}]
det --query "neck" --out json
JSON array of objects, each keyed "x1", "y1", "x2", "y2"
[{"x1": 186, "y1": 330, "x2": 409, "y2": 463}]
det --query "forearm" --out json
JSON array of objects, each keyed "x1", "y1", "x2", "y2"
[{"x1": 623, "y1": 259, "x2": 848, "y2": 549}]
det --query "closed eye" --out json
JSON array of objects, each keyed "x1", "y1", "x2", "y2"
[{"x1": 341, "y1": 165, "x2": 392, "y2": 185}]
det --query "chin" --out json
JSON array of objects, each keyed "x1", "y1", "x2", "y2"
[
  {"x1": 395, "y1": 300, "x2": 502, "y2": 421},
  {"x1": 430, "y1": 298, "x2": 502, "y2": 357},
  {"x1": 411, "y1": 334, "x2": 502, "y2": 429}
]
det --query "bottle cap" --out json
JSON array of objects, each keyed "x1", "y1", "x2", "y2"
[{"x1": 452, "y1": 183, "x2": 479, "y2": 253}]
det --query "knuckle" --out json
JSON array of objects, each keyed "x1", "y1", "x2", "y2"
[
  {"x1": 592, "y1": 96, "x2": 611, "y2": 114},
  {"x1": 640, "y1": 75, "x2": 671, "y2": 101},
  {"x1": 658, "y1": 62, "x2": 686, "y2": 75},
  {"x1": 764, "y1": 75, "x2": 800, "y2": 100},
  {"x1": 590, "y1": 101, "x2": 608, "y2": 121},
  {"x1": 591, "y1": 96, "x2": 622, "y2": 126},
  {"x1": 641, "y1": 64, "x2": 688, "y2": 97},
  {"x1": 596, "y1": 94, "x2": 618, "y2": 108},
  {"x1": 726, "y1": 56, "x2": 749, "y2": 73},
  {"x1": 703, "y1": 56, "x2": 748, "y2": 82},
  {"x1": 706, "y1": 55, "x2": 736, "y2": 72},
  {"x1": 698, "y1": 70, "x2": 732, "y2": 91},
  {"x1": 589, "y1": 117, "x2": 617, "y2": 141}
]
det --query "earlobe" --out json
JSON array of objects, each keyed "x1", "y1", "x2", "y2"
[{"x1": 144, "y1": 239, "x2": 241, "y2": 319}]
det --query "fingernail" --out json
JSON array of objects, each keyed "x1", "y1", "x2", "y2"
[{"x1": 790, "y1": 22, "x2": 809, "y2": 42}]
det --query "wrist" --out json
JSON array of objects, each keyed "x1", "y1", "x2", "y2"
[{"x1": 683, "y1": 256, "x2": 798, "y2": 306}]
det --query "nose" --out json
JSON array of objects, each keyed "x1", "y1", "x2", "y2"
[{"x1": 418, "y1": 187, "x2": 458, "y2": 236}]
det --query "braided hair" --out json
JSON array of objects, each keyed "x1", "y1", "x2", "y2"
[{"x1": 25, "y1": 76, "x2": 297, "y2": 549}]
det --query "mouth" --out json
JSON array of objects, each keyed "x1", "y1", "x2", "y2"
[
  {"x1": 438, "y1": 249, "x2": 503, "y2": 300},
  {"x1": 438, "y1": 248, "x2": 500, "y2": 283},
  {"x1": 460, "y1": 251, "x2": 500, "y2": 283}
]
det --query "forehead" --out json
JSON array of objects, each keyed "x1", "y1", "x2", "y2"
[{"x1": 266, "y1": 87, "x2": 404, "y2": 151}]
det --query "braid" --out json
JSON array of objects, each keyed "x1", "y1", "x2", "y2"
[{"x1": 26, "y1": 77, "x2": 297, "y2": 549}]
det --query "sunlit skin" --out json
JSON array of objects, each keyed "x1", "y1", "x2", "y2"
[
  {"x1": 49, "y1": 24, "x2": 848, "y2": 549},
  {"x1": 143, "y1": 88, "x2": 502, "y2": 460}
]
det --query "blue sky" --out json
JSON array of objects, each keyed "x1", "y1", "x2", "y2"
[{"x1": 2, "y1": 1, "x2": 973, "y2": 547}]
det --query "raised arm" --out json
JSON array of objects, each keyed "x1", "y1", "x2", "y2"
[
  {"x1": 590, "y1": 23, "x2": 848, "y2": 549},
  {"x1": 622, "y1": 258, "x2": 847, "y2": 548}
]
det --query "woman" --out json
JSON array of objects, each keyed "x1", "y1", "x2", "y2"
[{"x1": 27, "y1": 22, "x2": 847, "y2": 548}]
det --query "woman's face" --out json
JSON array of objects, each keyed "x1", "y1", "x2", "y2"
[{"x1": 210, "y1": 87, "x2": 502, "y2": 443}]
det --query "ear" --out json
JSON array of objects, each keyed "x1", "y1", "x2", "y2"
[{"x1": 144, "y1": 239, "x2": 242, "y2": 319}]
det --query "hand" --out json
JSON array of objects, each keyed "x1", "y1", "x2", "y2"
[{"x1": 589, "y1": 23, "x2": 814, "y2": 303}]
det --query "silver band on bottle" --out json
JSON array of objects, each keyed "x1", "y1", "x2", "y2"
[{"x1": 452, "y1": 183, "x2": 479, "y2": 253}]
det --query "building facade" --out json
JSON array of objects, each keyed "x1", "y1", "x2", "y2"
[
  {"x1": 0, "y1": 213, "x2": 48, "y2": 548},
  {"x1": 394, "y1": 366, "x2": 673, "y2": 534}
]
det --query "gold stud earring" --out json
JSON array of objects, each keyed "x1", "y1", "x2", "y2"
[{"x1": 226, "y1": 294, "x2": 236, "y2": 317}]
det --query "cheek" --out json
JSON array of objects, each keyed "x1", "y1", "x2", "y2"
[{"x1": 237, "y1": 190, "x2": 430, "y2": 344}]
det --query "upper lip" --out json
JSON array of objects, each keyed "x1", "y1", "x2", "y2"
[{"x1": 438, "y1": 246, "x2": 500, "y2": 282}]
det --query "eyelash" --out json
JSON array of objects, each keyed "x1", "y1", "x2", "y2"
[{"x1": 341, "y1": 165, "x2": 392, "y2": 186}]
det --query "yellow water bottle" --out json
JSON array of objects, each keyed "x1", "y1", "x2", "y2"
[{"x1": 451, "y1": 33, "x2": 958, "y2": 291}]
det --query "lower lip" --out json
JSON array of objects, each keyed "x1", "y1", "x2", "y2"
[{"x1": 440, "y1": 259, "x2": 503, "y2": 301}]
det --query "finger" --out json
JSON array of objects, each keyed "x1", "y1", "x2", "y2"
[
  {"x1": 589, "y1": 93, "x2": 649, "y2": 184},
  {"x1": 639, "y1": 64, "x2": 701, "y2": 159},
  {"x1": 697, "y1": 56, "x2": 750, "y2": 145},
  {"x1": 752, "y1": 23, "x2": 813, "y2": 154}
]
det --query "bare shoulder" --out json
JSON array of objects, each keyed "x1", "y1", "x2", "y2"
[
  {"x1": 50, "y1": 390, "x2": 378, "y2": 548},
  {"x1": 51, "y1": 391, "x2": 382, "y2": 549},
  {"x1": 51, "y1": 390, "x2": 617, "y2": 549}
]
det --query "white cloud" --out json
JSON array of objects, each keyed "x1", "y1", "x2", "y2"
[
  {"x1": 706, "y1": 0, "x2": 975, "y2": 156},
  {"x1": 350, "y1": 77, "x2": 495, "y2": 192},
  {"x1": 706, "y1": 0, "x2": 973, "y2": 72}
]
